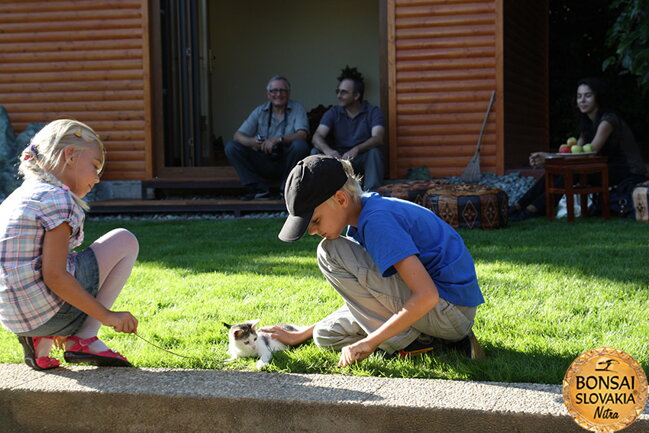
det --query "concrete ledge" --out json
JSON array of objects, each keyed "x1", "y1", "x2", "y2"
[{"x1": 1, "y1": 364, "x2": 647, "y2": 433}]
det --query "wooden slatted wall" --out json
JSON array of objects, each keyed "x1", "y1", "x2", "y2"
[
  {"x1": 0, "y1": 0, "x2": 152, "y2": 180},
  {"x1": 387, "y1": 0, "x2": 500, "y2": 178}
]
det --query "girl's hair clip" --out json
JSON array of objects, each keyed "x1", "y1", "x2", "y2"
[
  {"x1": 22, "y1": 143, "x2": 39, "y2": 161},
  {"x1": 74, "y1": 126, "x2": 82, "y2": 137}
]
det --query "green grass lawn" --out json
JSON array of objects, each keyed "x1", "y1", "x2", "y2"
[{"x1": 1, "y1": 216, "x2": 647, "y2": 384}]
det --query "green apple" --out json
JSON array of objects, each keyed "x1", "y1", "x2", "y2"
[
  {"x1": 567, "y1": 137, "x2": 577, "y2": 147},
  {"x1": 571, "y1": 144, "x2": 583, "y2": 153},
  {"x1": 582, "y1": 143, "x2": 593, "y2": 153}
]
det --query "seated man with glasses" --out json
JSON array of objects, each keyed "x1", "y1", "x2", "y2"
[
  {"x1": 311, "y1": 66, "x2": 385, "y2": 191},
  {"x1": 226, "y1": 75, "x2": 310, "y2": 200}
]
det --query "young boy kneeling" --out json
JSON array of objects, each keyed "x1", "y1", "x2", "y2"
[{"x1": 263, "y1": 155, "x2": 485, "y2": 366}]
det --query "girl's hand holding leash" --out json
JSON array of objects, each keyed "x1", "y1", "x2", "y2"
[{"x1": 102, "y1": 311, "x2": 138, "y2": 334}]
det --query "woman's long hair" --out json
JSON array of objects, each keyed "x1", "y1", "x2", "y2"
[{"x1": 576, "y1": 77, "x2": 612, "y2": 142}]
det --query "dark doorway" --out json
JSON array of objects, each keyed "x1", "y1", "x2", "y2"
[{"x1": 160, "y1": 0, "x2": 218, "y2": 168}]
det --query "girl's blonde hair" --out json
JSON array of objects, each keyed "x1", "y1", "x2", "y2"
[
  {"x1": 325, "y1": 158, "x2": 364, "y2": 206},
  {"x1": 19, "y1": 119, "x2": 105, "y2": 211}
]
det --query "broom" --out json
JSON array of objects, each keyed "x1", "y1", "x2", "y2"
[{"x1": 461, "y1": 90, "x2": 496, "y2": 183}]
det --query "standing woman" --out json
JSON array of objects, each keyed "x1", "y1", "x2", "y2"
[{"x1": 510, "y1": 77, "x2": 647, "y2": 221}]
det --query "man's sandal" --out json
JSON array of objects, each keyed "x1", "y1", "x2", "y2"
[
  {"x1": 63, "y1": 336, "x2": 131, "y2": 367},
  {"x1": 17, "y1": 336, "x2": 61, "y2": 370}
]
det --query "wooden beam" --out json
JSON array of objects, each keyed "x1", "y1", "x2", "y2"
[
  {"x1": 495, "y1": 0, "x2": 505, "y2": 175},
  {"x1": 387, "y1": 0, "x2": 397, "y2": 178},
  {"x1": 141, "y1": 0, "x2": 154, "y2": 179}
]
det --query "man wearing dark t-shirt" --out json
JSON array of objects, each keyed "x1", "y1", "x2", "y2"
[{"x1": 312, "y1": 72, "x2": 385, "y2": 191}]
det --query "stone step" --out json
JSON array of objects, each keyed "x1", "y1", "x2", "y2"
[{"x1": 1, "y1": 364, "x2": 647, "y2": 433}]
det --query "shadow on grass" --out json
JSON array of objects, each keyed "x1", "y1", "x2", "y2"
[
  {"x1": 86, "y1": 218, "x2": 321, "y2": 276},
  {"x1": 261, "y1": 343, "x2": 578, "y2": 385},
  {"x1": 85, "y1": 217, "x2": 649, "y2": 288}
]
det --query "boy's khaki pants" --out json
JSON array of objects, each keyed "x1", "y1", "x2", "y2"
[{"x1": 313, "y1": 237, "x2": 476, "y2": 354}]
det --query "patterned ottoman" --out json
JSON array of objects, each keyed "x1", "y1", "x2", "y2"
[
  {"x1": 378, "y1": 181, "x2": 508, "y2": 229},
  {"x1": 422, "y1": 184, "x2": 508, "y2": 229},
  {"x1": 376, "y1": 180, "x2": 449, "y2": 206}
]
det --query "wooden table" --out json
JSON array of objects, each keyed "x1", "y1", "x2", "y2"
[{"x1": 544, "y1": 155, "x2": 609, "y2": 222}]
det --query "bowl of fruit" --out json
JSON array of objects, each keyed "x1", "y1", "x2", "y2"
[{"x1": 554, "y1": 137, "x2": 595, "y2": 157}]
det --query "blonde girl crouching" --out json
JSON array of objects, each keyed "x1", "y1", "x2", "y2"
[{"x1": 0, "y1": 119, "x2": 139, "y2": 370}]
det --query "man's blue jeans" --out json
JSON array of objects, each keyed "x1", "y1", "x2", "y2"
[
  {"x1": 225, "y1": 139, "x2": 310, "y2": 191},
  {"x1": 310, "y1": 147, "x2": 384, "y2": 191}
]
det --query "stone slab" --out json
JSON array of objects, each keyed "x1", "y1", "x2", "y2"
[{"x1": 1, "y1": 364, "x2": 647, "y2": 433}]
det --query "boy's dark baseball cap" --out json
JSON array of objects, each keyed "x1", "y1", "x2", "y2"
[{"x1": 278, "y1": 155, "x2": 348, "y2": 242}]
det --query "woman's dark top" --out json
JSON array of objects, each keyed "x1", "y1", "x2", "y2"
[{"x1": 596, "y1": 112, "x2": 645, "y2": 176}]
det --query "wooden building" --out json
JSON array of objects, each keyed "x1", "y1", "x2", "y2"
[{"x1": 0, "y1": 0, "x2": 548, "y2": 189}]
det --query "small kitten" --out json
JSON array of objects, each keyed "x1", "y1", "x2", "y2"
[{"x1": 223, "y1": 319, "x2": 303, "y2": 369}]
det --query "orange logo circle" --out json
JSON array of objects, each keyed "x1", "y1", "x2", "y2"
[{"x1": 563, "y1": 347, "x2": 648, "y2": 432}]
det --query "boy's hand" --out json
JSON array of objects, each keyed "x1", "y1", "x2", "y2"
[
  {"x1": 338, "y1": 339, "x2": 377, "y2": 367},
  {"x1": 259, "y1": 325, "x2": 306, "y2": 346},
  {"x1": 103, "y1": 311, "x2": 138, "y2": 334}
]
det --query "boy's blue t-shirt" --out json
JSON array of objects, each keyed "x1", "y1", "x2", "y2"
[{"x1": 346, "y1": 193, "x2": 484, "y2": 307}]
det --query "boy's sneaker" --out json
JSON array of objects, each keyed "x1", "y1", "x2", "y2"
[
  {"x1": 397, "y1": 334, "x2": 443, "y2": 357},
  {"x1": 450, "y1": 331, "x2": 486, "y2": 360},
  {"x1": 397, "y1": 332, "x2": 486, "y2": 360}
]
